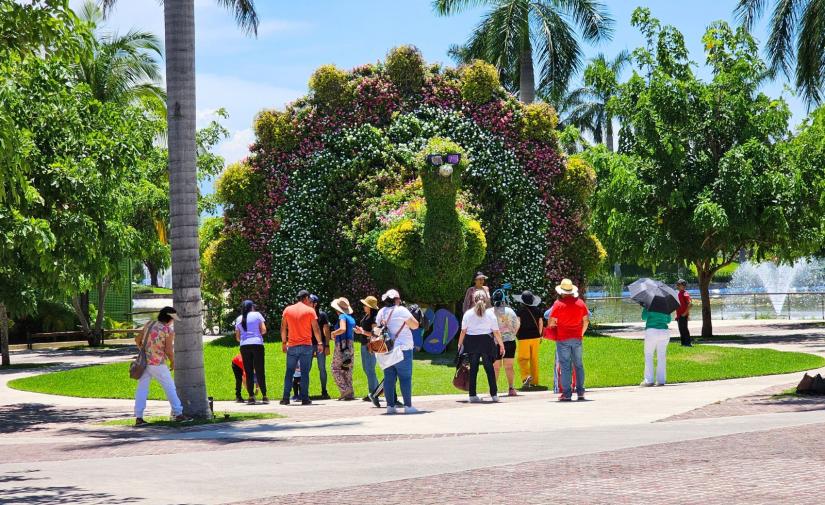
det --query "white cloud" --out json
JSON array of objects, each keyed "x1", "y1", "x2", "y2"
[
  {"x1": 217, "y1": 128, "x2": 255, "y2": 165},
  {"x1": 196, "y1": 73, "x2": 303, "y2": 131}
]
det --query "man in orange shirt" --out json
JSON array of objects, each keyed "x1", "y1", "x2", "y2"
[{"x1": 280, "y1": 289, "x2": 323, "y2": 405}]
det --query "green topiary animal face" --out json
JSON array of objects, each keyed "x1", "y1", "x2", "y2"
[{"x1": 416, "y1": 137, "x2": 469, "y2": 190}]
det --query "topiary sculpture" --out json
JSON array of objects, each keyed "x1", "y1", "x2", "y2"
[{"x1": 374, "y1": 137, "x2": 486, "y2": 304}]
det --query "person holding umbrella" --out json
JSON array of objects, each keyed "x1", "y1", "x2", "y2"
[{"x1": 628, "y1": 278, "x2": 680, "y2": 387}]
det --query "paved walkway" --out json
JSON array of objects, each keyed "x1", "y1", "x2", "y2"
[{"x1": 1, "y1": 320, "x2": 824, "y2": 504}]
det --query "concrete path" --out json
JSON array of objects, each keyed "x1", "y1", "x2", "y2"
[{"x1": 1, "y1": 321, "x2": 824, "y2": 504}]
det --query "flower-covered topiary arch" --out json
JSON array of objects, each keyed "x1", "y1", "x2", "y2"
[{"x1": 207, "y1": 45, "x2": 604, "y2": 316}]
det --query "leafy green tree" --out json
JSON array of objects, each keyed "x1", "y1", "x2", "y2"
[
  {"x1": 735, "y1": 0, "x2": 825, "y2": 105},
  {"x1": 100, "y1": 0, "x2": 258, "y2": 418},
  {"x1": 588, "y1": 8, "x2": 822, "y2": 337},
  {"x1": 434, "y1": 0, "x2": 613, "y2": 103},
  {"x1": 0, "y1": 0, "x2": 80, "y2": 365}
]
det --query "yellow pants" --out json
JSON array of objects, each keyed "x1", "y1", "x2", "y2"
[{"x1": 517, "y1": 338, "x2": 540, "y2": 385}]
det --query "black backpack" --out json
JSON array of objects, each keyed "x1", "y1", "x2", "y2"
[{"x1": 406, "y1": 303, "x2": 425, "y2": 324}]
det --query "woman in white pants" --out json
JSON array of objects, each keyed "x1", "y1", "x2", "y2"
[
  {"x1": 640, "y1": 307, "x2": 673, "y2": 386},
  {"x1": 134, "y1": 307, "x2": 192, "y2": 425}
]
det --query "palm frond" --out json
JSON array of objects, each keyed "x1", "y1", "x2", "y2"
[
  {"x1": 531, "y1": 2, "x2": 582, "y2": 96},
  {"x1": 795, "y1": 0, "x2": 825, "y2": 104},
  {"x1": 765, "y1": 0, "x2": 803, "y2": 76},
  {"x1": 734, "y1": 0, "x2": 769, "y2": 29},
  {"x1": 214, "y1": 0, "x2": 259, "y2": 35},
  {"x1": 552, "y1": 0, "x2": 614, "y2": 42},
  {"x1": 433, "y1": 0, "x2": 495, "y2": 16}
]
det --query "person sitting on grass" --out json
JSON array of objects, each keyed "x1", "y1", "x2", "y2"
[
  {"x1": 134, "y1": 307, "x2": 192, "y2": 426},
  {"x1": 231, "y1": 353, "x2": 260, "y2": 403}
]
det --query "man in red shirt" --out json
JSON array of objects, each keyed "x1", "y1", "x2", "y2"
[
  {"x1": 280, "y1": 289, "x2": 323, "y2": 405},
  {"x1": 548, "y1": 279, "x2": 589, "y2": 402},
  {"x1": 676, "y1": 279, "x2": 692, "y2": 347}
]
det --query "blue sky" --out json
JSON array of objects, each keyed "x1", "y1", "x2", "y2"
[{"x1": 84, "y1": 0, "x2": 806, "y2": 168}]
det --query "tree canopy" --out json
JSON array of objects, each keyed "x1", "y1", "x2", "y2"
[{"x1": 588, "y1": 8, "x2": 824, "y2": 336}]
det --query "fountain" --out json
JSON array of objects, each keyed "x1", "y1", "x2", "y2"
[{"x1": 727, "y1": 258, "x2": 825, "y2": 316}]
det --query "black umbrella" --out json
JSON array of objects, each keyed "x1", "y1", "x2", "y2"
[{"x1": 628, "y1": 278, "x2": 680, "y2": 314}]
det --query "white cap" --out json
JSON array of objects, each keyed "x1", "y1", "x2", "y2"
[{"x1": 381, "y1": 289, "x2": 400, "y2": 301}]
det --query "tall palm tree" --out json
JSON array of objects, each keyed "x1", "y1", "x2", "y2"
[
  {"x1": 101, "y1": 0, "x2": 258, "y2": 418},
  {"x1": 434, "y1": 0, "x2": 613, "y2": 103},
  {"x1": 735, "y1": 0, "x2": 825, "y2": 104},
  {"x1": 542, "y1": 50, "x2": 629, "y2": 151},
  {"x1": 77, "y1": 1, "x2": 165, "y2": 112}
]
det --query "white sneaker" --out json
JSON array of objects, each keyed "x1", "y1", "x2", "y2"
[
  {"x1": 491, "y1": 395, "x2": 500, "y2": 403},
  {"x1": 386, "y1": 406, "x2": 398, "y2": 415},
  {"x1": 640, "y1": 381, "x2": 654, "y2": 387},
  {"x1": 469, "y1": 395, "x2": 482, "y2": 403},
  {"x1": 403, "y1": 406, "x2": 419, "y2": 414}
]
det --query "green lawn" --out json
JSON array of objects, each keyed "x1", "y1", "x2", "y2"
[
  {"x1": 100, "y1": 411, "x2": 282, "y2": 427},
  {"x1": 8, "y1": 335, "x2": 824, "y2": 400}
]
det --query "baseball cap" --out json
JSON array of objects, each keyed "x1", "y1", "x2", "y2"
[{"x1": 381, "y1": 289, "x2": 400, "y2": 301}]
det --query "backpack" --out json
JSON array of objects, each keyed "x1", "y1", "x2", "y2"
[{"x1": 406, "y1": 303, "x2": 424, "y2": 324}]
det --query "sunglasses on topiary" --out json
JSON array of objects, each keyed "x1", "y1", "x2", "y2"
[{"x1": 426, "y1": 153, "x2": 461, "y2": 166}]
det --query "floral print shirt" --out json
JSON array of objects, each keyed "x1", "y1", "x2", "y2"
[
  {"x1": 143, "y1": 322, "x2": 173, "y2": 366},
  {"x1": 493, "y1": 306, "x2": 519, "y2": 342}
]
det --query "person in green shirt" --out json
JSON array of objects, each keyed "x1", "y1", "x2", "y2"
[{"x1": 641, "y1": 306, "x2": 673, "y2": 386}]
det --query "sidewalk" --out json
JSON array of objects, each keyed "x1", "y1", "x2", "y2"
[{"x1": 2, "y1": 321, "x2": 824, "y2": 504}]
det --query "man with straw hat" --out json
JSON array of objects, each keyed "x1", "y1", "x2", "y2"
[{"x1": 547, "y1": 279, "x2": 589, "y2": 401}]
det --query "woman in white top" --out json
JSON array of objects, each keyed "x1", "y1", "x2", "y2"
[
  {"x1": 234, "y1": 300, "x2": 268, "y2": 404},
  {"x1": 458, "y1": 291, "x2": 505, "y2": 403},
  {"x1": 374, "y1": 289, "x2": 420, "y2": 415}
]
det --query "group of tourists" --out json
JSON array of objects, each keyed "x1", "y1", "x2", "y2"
[{"x1": 131, "y1": 273, "x2": 692, "y2": 423}]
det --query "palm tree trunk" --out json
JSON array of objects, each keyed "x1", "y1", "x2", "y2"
[
  {"x1": 165, "y1": 0, "x2": 210, "y2": 418},
  {"x1": 1, "y1": 303, "x2": 10, "y2": 366},
  {"x1": 605, "y1": 116, "x2": 614, "y2": 152},
  {"x1": 519, "y1": 44, "x2": 535, "y2": 104}
]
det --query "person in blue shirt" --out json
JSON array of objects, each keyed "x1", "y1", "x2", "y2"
[{"x1": 330, "y1": 297, "x2": 356, "y2": 400}]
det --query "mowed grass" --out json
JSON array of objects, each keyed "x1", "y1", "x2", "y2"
[{"x1": 8, "y1": 335, "x2": 824, "y2": 400}]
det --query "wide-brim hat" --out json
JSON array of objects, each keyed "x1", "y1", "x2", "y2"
[
  {"x1": 555, "y1": 278, "x2": 579, "y2": 297},
  {"x1": 513, "y1": 290, "x2": 541, "y2": 307},
  {"x1": 381, "y1": 289, "x2": 400, "y2": 301},
  {"x1": 360, "y1": 296, "x2": 379, "y2": 310},
  {"x1": 331, "y1": 297, "x2": 353, "y2": 315}
]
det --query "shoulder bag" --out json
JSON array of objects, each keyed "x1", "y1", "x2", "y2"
[{"x1": 129, "y1": 322, "x2": 154, "y2": 380}]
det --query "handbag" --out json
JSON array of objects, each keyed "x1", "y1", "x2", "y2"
[
  {"x1": 129, "y1": 322, "x2": 154, "y2": 380},
  {"x1": 452, "y1": 353, "x2": 470, "y2": 391},
  {"x1": 369, "y1": 308, "x2": 404, "y2": 354}
]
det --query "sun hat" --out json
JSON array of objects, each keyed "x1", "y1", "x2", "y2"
[
  {"x1": 360, "y1": 296, "x2": 379, "y2": 310},
  {"x1": 381, "y1": 289, "x2": 400, "y2": 301},
  {"x1": 513, "y1": 290, "x2": 541, "y2": 307},
  {"x1": 555, "y1": 279, "x2": 579, "y2": 297},
  {"x1": 474, "y1": 272, "x2": 488, "y2": 281},
  {"x1": 331, "y1": 297, "x2": 353, "y2": 315}
]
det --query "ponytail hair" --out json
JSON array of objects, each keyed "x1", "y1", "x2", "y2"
[
  {"x1": 473, "y1": 291, "x2": 488, "y2": 317},
  {"x1": 241, "y1": 300, "x2": 254, "y2": 331}
]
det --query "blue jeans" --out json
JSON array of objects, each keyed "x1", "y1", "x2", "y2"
[
  {"x1": 556, "y1": 339, "x2": 585, "y2": 397},
  {"x1": 315, "y1": 349, "x2": 328, "y2": 393},
  {"x1": 360, "y1": 342, "x2": 379, "y2": 394},
  {"x1": 283, "y1": 345, "x2": 314, "y2": 402},
  {"x1": 383, "y1": 349, "x2": 413, "y2": 407}
]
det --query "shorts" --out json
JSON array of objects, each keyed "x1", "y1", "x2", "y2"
[{"x1": 502, "y1": 340, "x2": 516, "y2": 359}]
